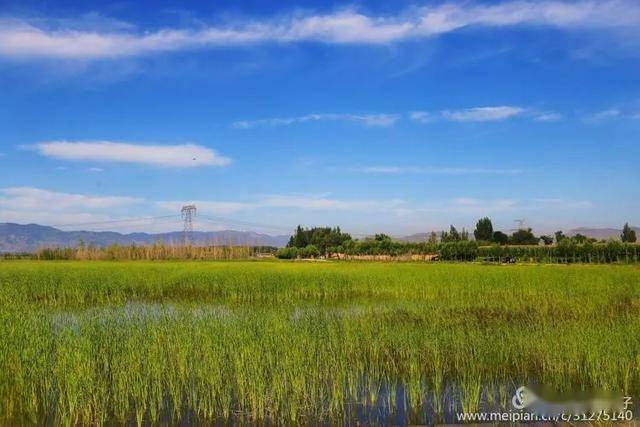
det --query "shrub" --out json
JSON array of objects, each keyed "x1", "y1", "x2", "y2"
[
  {"x1": 275, "y1": 247, "x2": 299, "y2": 259},
  {"x1": 301, "y1": 245, "x2": 320, "y2": 258}
]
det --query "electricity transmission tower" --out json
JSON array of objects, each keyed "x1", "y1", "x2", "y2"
[
  {"x1": 181, "y1": 205, "x2": 197, "y2": 245},
  {"x1": 513, "y1": 218, "x2": 527, "y2": 230}
]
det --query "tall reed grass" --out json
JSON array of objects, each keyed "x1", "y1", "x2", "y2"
[
  {"x1": 33, "y1": 243, "x2": 275, "y2": 261},
  {"x1": 0, "y1": 261, "x2": 638, "y2": 424}
]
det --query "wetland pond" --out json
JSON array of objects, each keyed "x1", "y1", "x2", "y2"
[{"x1": 1, "y1": 261, "x2": 639, "y2": 424}]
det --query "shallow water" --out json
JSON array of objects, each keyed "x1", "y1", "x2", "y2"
[
  {"x1": 41, "y1": 302, "x2": 528, "y2": 425},
  {"x1": 4, "y1": 262, "x2": 636, "y2": 426}
]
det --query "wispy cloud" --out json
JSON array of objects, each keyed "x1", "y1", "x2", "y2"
[
  {"x1": 87, "y1": 167, "x2": 104, "y2": 173},
  {"x1": 408, "y1": 111, "x2": 435, "y2": 124},
  {"x1": 232, "y1": 113, "x2": 399, "y2": 129},
  {"x1": 355, "y1": 166, "x2": 523, "y2": 175},
  {"x1": 1, "y1": 1, "x2": 639, "y2": 60},
  {"x1": 410, "y1": 106, "x2": 562, "y2": 123},
  {"x1": 532, "y1": 112, "x2": 563, "y2": 122},
  {"x1": 533, "y1": 198, "x2": 593, "y2": 209},
  {"x1": 161, "y1": 195, "x2": 594, "y2": 229},
  {"x1": 583, "y1": 109, "x2": 640, "y2": 122},
  {"x1": 398, "y1": 196, "x2": 592, "y2": 217},
  {"x1": 0, "y1": 187, "x2": 595, "y2": 233},
  {"x1": 441, "y1": 106, "x2": 525, "y2": 122},
  {"x1": 393, "y1": 197, "x2": 520, "y2": 217},
  {"x1": 259, "y1": 195, "x2": 404, "y2": 211},
  {"x1": 30, "y1": 141, "x2": 231, "y2": 167},
  {"x1": 159, "y1": 194, "x2": 405, "y2": 214},
  {"x1": 156, "y1": 200, "x2": 256, "y2": 216},
  {"x1": 0, "y1": 187, "x2": 161, "y2": 230},
  {"x1": 357, "y1": 166, "x2": 406, "y2": 174},
  {"x1": 583, "y1": 108, "x2": 621, "y2": 123},
  {"x1": 248, "y1": 106, "x2": 559, "y2": 129},
  {"x1": 0, "y1": 187, "x2": 141, "y2": 211}
]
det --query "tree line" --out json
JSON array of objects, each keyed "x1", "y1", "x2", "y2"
[{"x1": 277, "y1": 219, "x2": 638, "y2": 262}]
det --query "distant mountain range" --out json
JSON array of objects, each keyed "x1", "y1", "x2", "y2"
[
  {"x1": 0, "y1": 223, "x2": 290, "y2": 253},
  {"x1": 567, "y1": 227, "x2": 639, "y2": 240},
  {"x1": 396, "y1": 233, "x2": 431, "y2": 242},
  {"x1": 1, "y1": 223, "x2": 637, "y2": 253}
]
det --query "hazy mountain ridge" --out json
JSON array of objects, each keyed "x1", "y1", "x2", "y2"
[
  {"x1": 0, "y1": 223, "x2": 290, "y2": 252},
  {"x1": 395, "y1": 233, "x2": 430, "y2": 242},
  {"x1": 2, "y1": 223, "x2": 637, "y2": 253},
  {"x1": 567, "y1": 227, "x2": 639, "y2": 240}
]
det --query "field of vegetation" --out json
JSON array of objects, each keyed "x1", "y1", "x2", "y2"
[{"x1": 1, "y1": 261, "x2": 639, "y2": 425}]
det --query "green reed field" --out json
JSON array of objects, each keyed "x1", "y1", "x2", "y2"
[{"x1": 1, "y1": 260, "x2": 639, "y2": 425}]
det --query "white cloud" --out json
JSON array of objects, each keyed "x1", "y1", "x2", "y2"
[
  {"x1": 397, "y1": 196, "x2": 593, "y2": 217},
  {"x1": 237, "y1": 108, "x2": 550, "y2": 128},
  {"x1": 0, "y1": 209, "x2": 115, "y2": 227},
  {"x1": 409, "y1": 111, "x2": 435, "y2": 124},
  {"x1": 533, "y1": 112, "x2": 563, "y2": 122},
  {"x1": 31, "y1": 140, "x2": 231, "y2": 167},
  {"x1": 583, "y1": 108, "x2": 621, "y2": 123},
  {"x1": 157, "y1": 194, "x2": 404, "y2": 214},
  {"x1": 87, "y1": 167, "x2": 104, "y2": 172},
  {"x1": 358, "y1": 166, "x2": 406, "y2": 174},
  {"x1": 416, "y1": 197, "x2": 520, "y2": 214},
  {"x1": 0, "y1": 187, "x2": 176, "y2": 231},
  {"x1": 0, "y1": 187, "x2": 141, "y2": 211},
  {"x1": 259, "y1": 195, "x2": 404, "y2": 211},
  {"x1": 533, "y1": 198, "x2": 593, "y2": 209},
  {"x1": 441, "y1": 106, "x2": 525, "y2": 122},
  {"x1": 156, "y1": 200, "x2": 256, "y2": 216},
  {"x1": 0, "y1": 187, "x2": 595, "y2": 234},
  {"x1": 232, "y1": 113, "x2": 398, "y2": 129},
  {"x1": 355, "y1": 166, "x2": 523, "y2": 175},
  {"x1": 2, "y1": 1, "x2": 639, "y2": 60},
  {"x1": 411, "y1": 107, "x2": 562, "y2": 123}
]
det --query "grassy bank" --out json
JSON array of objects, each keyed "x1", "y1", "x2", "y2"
[{"x1": 1, "y1": 261, "x2": 639, "y2": 424}]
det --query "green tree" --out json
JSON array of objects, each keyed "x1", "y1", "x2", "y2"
[
  {"x1": 492, "y1": 231, "x2": 509, "y2": 245},
  {"x1": 540, "y1": 235, "x2": 554, "y2": 245},
  {"x1": 275, "y1": 247, "x2": 299, "y2": 259},
  {"x1": 374, "y1": 233, "x2": 391, "y2": 241},
  {"x1": 509, "y1": 228, "x2": 538, "y2": 245},
  {"x1": 427, "y1": 231, "x2": 438, "y2": 244},
  {"x1": 554, "y1": 231, "x2": 566, "y2": 243},
  {"x1": 441, "y1": 225, "x2": 461, "y2": 242},
  {"x1": 288, "y1": 225, "x2": 309, "y2": 248},
  {"x1": 287, "y1": 226, "x2": 352, "y2": 254},
  {"x1": 621, "y1": 222, "x2": 637, "y2": 243},
  {"x1": 302, "y1": 244, "x2": 320, "y2": 258},
  {"x1": 572, "y1": 233, "x2": 588, "y2": 244},
  {"x1": 473, "y1": 217, "x2": 494, "y2": 242}
]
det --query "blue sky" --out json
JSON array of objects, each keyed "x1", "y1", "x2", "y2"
[{"x1": 0, "y1": 0, "x2": 639, "y2": 236}]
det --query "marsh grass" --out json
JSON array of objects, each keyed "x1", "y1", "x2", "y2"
[{"x1": 0, "y1": 261, "x2": 639, "y2": 424}]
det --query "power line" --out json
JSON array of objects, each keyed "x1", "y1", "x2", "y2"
[
  {"x1": 49, "y1": 211, "x2": 370, "y2": 238},
  {"x1": 200, "y1": 215, "x2": 372, "y2": 237},
  {"x1": 198, "y1": 214, "x2": 291, "y2": 233}
]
